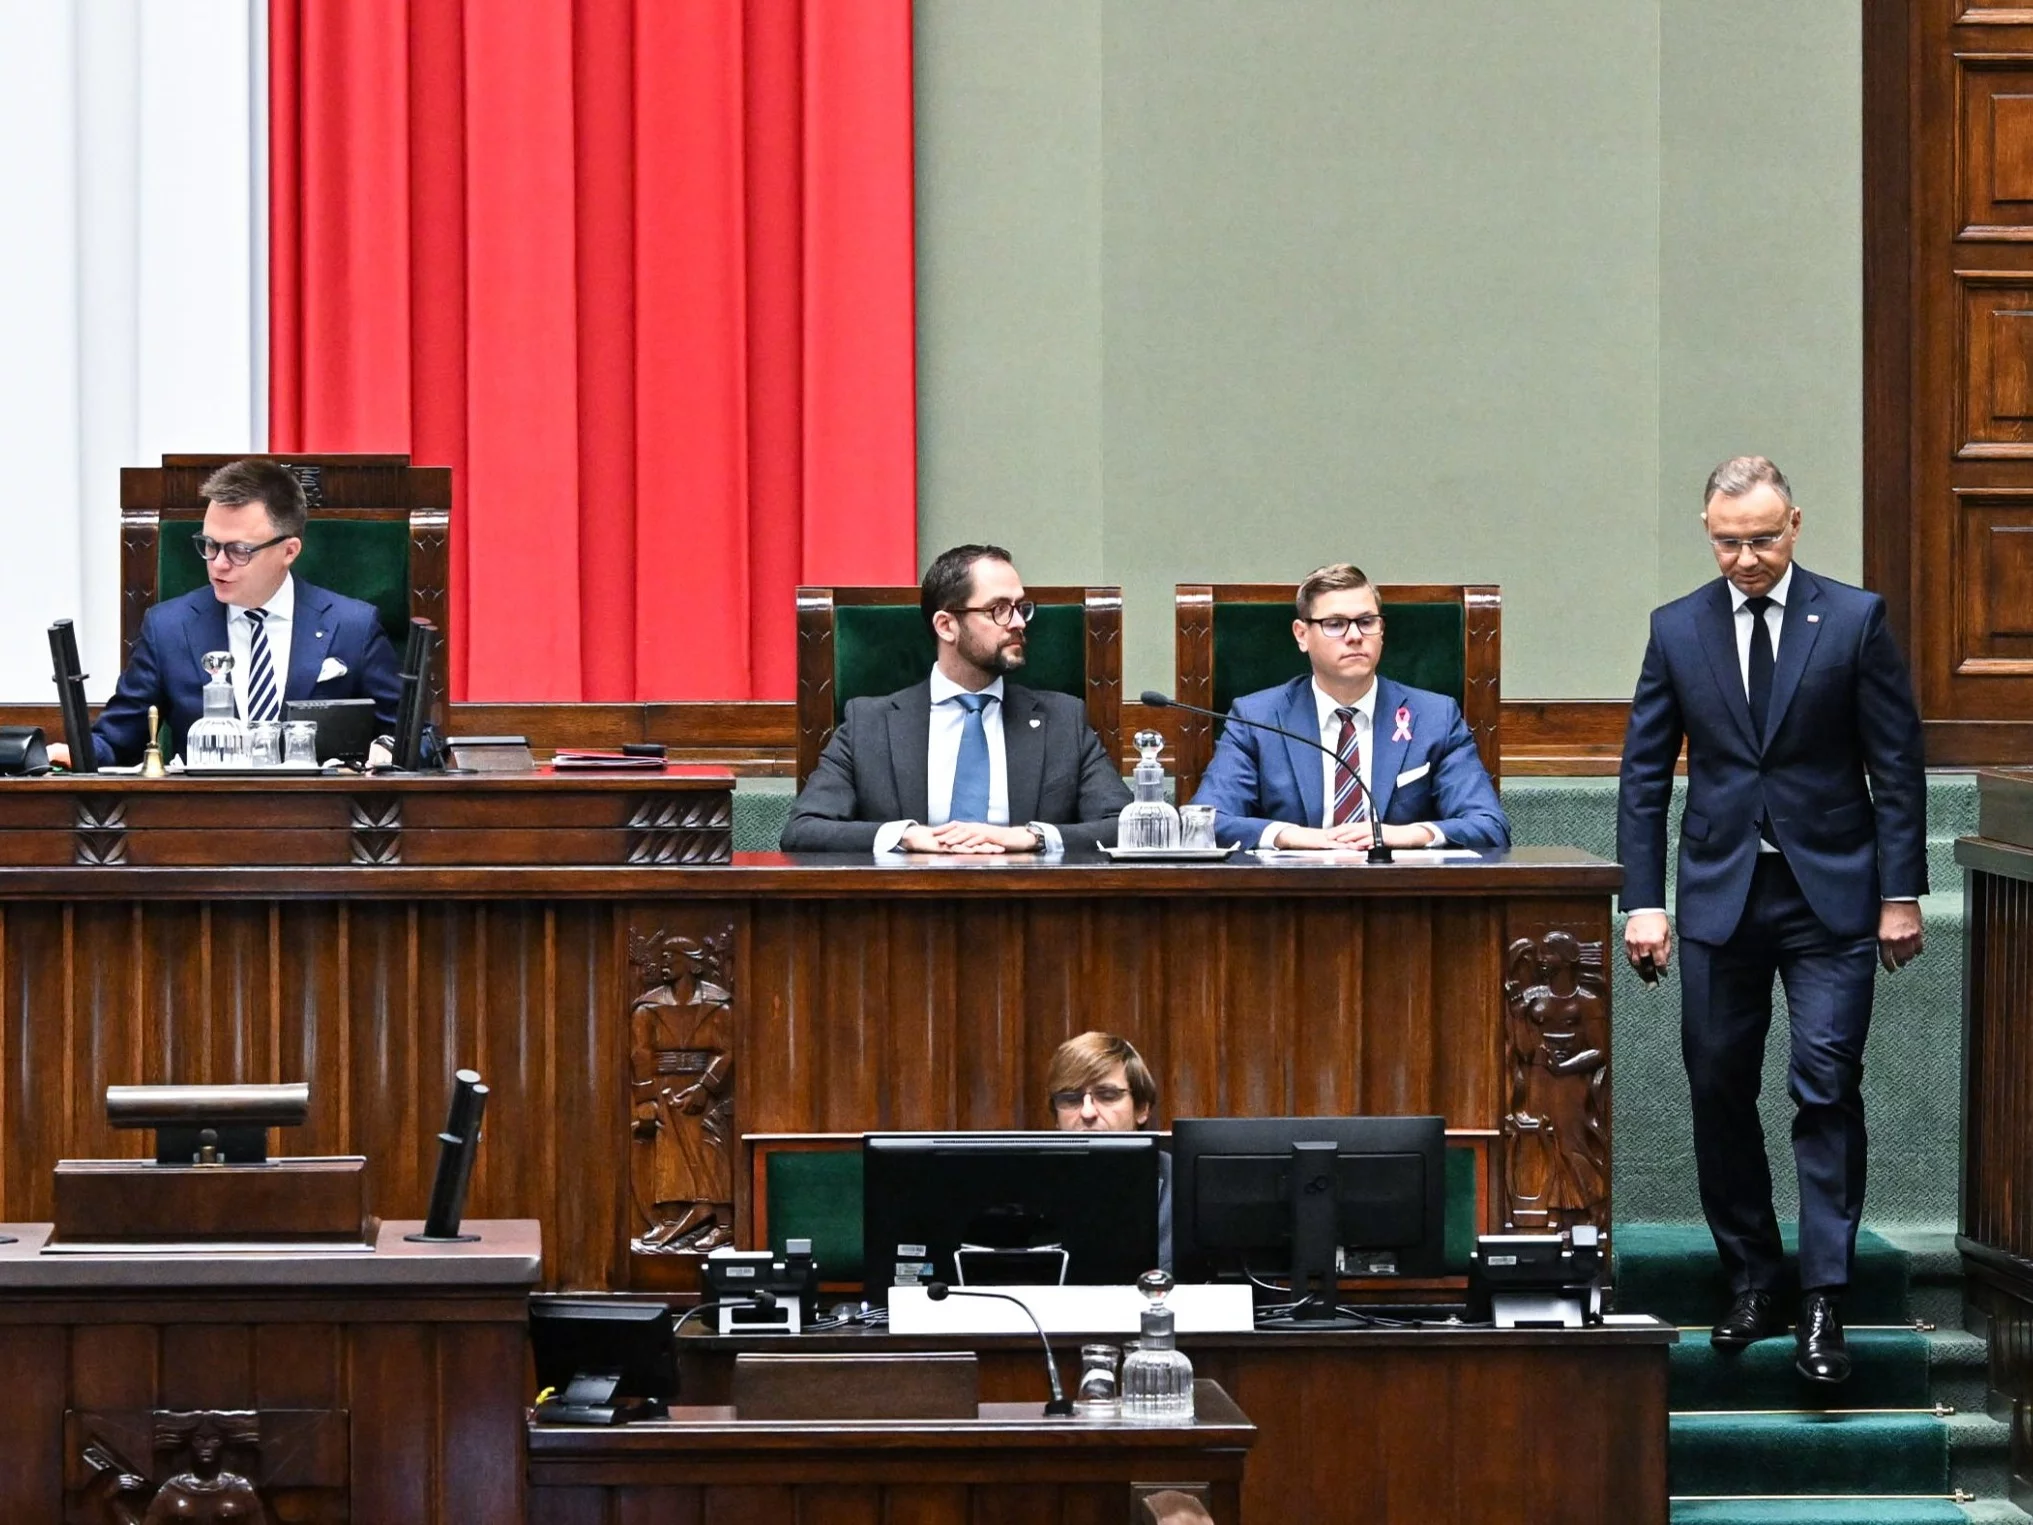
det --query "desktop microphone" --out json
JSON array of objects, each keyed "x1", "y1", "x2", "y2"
[
  {"x1": 1140, "y1": 690, "x2": 1392, "y2": 863},
  {"x1": 925, "y1": 1282, "x2": 1075, "y2": 1416}
]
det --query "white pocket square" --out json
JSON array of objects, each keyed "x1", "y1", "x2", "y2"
[
  {"x1": 317, "y1": 656, "x2": 348, "y2": 683},
  {"x1": 1395, "y1": 761, "x2": 1432, "y2": 787}
]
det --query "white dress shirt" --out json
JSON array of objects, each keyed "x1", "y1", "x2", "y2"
[
  {"x1": 1260, "y1": 681, "x2": 1378, "y2": 847},
  {"x1": 873, "y1": 668, "x2": 1064, "y2": 854},
  {"x1": 225, "y1": 573, "x2": 296, "y2": 721}
]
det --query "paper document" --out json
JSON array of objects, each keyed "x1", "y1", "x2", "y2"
[{"x1": 1251, "y1": 848, "x2": 1482, "y2": 864}]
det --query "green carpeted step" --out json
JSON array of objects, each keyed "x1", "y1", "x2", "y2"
[
  {"x1": 1670, "y1": 1502, "x2": 1971, "y2": 1525},
  {"x1": 1671, "y1": 1411, "x2": 1950, "y2": 1496},
  {"x1": 1947, "y1": 1411, "x2": 2014, "y2": 1502},
  {"x1": 1617, "y1": 1223, "x2": 1913, "y2": 1325},
  {"x1": 1670, "y1": 1327, "x2": 1936, "y2": 1411}
]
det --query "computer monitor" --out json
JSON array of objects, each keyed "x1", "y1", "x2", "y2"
[
  {"x1": 1171, "y1": 1115, "x2": 1447, "y2": 1320},
  {"x1": 529, "y1": 1298, "x2": 678, "y2": 1425},
  {"x1": 284, "y1": 697, "x2": 378, "y2": 765},
  {"x1": 862, "y1": 1131, "x2": 1161, "y2": 1300},
  {"x1": 47, "y1": 620, "x2": 96, "y2": 773}
]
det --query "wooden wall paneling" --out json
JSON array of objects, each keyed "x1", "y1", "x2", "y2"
[
  {"x1": 0, "y1": 1326, "x2": 66, "y2": 1508},
  {"x1": 1291, "y1": 901, "x2": 1364, "y2": 1116},
  {"x1": 69, "y1": 1321, "x2": 159, "y2": 1417},
  {"x1": 1358, "y1": 901, "x2": 1437, "y2": 1116},
  {"x1": 618, "y1": 1486, "x2": 701, "y2": 1525},
  {"x1": 882, "y1": 1487, "x2": 970, "y2": 1525},
  {"x1": 703, "y1": 1485, "x2": 798, "y2": 1524},
  {"x1": 794, "y1": 1485, "x2": 884, "y2": 1525},
  {"x1": 160, "y1": 1321, "x2": 256, "y2": 1411},
  {"x1": 1207, "y1": 900, "x2": 1296, "y2": 1119},
  {"x1": 346, "y1": 1323, "x2": 437, "y2": 1522},
  {"x1": 1433, "y1": 900, "x2": 1507, "y2": 1129},
  {"x1": 350, "y1": 904, "x2": 425, "y2": 1227},
  {"x1": 552, "y1": 903, "x2": 627, "y2": 1291},
  {"x1": 255, "y1": 1321, "x2": 343, "y2": 1412},
  {"x1": 5, "y1": 903, "x2": 70, "y2": 1222},
  {"x1": 437, "y1": 1320, "x2": 527, "y2": 1524},
  {"x1": 278, "y1": 900, "x2": 350, "y2": 1160}
]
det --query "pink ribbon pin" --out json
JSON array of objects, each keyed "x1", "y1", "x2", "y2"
[{"x1": 1392, "y1": 706, "x2": 1412, "y2": 743}]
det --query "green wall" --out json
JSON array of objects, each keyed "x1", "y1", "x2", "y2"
[{"x1": 914, "y1": 0, "x2": 1862, "y2": 700}]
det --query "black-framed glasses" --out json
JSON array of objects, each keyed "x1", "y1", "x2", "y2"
[
  {"x1": 192, "y1": 533, "x2": 291, "y2": 567},
  {"x1": 1302, "y1": 613, "x2": 1385, "y2": 639},
  {"x1": 952, "y1": 598, "x2": 1036, "y2": 627},
  {"x1": 1708, "y1": 532, "x2": 1788, "y2": 555},
  {"x1": 1050, "y1": 1084, "x2": 1130, "y2": 1112}
]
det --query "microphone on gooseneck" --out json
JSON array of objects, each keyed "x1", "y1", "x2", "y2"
[
  {"x1": 1140, "y1": 690, "x2": 1392, "y2": 864},
  {"x1": 925, "y1": 1282, "x2": 1074, "y2": 1417}
]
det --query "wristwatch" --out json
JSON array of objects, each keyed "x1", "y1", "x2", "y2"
[{"x1": 1024, "y1": 822, "x2": 1049, "y2": 853}]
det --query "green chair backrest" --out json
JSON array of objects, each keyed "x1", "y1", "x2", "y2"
[
  {"x1": 761, "y1": 1137, "x2": 1481, "y2": 1284},
  {"x1": 1210, "y1": 599, "x2": 1467, "y2": 717},
  {"x1": 832, "y1": 602, "x2": 1090, "y2": 722},
  {"x1": 157, "y1": 518, "x2": 414, "y2": 647},
  {"x1": 766, "y1": 1147, "x2": 866, "y2": 1284}
]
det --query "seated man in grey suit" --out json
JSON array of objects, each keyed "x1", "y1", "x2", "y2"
[{"x1": 781, "y1": 545, "x2": 1131, "y2": 854}]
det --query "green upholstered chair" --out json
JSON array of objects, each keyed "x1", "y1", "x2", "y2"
[
  {"x1": 120, "y1": 453, "x2": 451, "y2": 667},
  {"x1": 794, "y1": 583, "x2": 1124, "y2": 789},
  {"x1": 1171, "y1": 582, "x2": 1501, "y2": 802}
]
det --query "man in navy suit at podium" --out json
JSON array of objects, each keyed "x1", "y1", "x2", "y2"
[
  {"x1": 57, "y1": 458, "x2": 402, "y2": 768},
  {"x1": 1618, "y1": 455, "x2": 1927, "y2": 1385},
  {"x1": 1187, "y1": 562, "x2": 1509, "y2": 853}
]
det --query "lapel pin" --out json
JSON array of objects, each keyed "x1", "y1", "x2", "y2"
[
  {"x1": 1806, "y1": 614, "x2": 1819, "y2": 624},
  {"x1": 1391, "y1": 706, "x2": 1413, "y2": 743},
  {"x1": 1029, "y1": 718, "x2": 1042, "y2": 728}
]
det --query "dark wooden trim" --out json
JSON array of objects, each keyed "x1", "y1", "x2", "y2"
[{"x1": 1862, "y1": 0, "x2": 1916, "y2": 650}]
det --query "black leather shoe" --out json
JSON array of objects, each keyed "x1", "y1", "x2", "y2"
[
  {"x1": 1795, "y1": 1292, "x2": 1850, "y2": 1384},
  {"x1": 1711, "y1": 1289, "x2": 1785, "y2": 1348}
]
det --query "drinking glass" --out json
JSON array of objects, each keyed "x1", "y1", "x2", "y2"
[
  {"x1": 1179, "y1": 804, "x2": 1218, "y2": 849},
  {"x1": 283, "y1": 721, "x2": 320, "y2": 766},
  {"x1": 1074, "y1": 1342, "x2": 1121, "y2": 1417},
  {"x1": 248, "y1": 721, "x2": 283, "y2": 767}
]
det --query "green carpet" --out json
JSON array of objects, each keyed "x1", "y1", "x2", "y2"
[
  {"x1": 1615, "y1": 1223, "x2": 1913, "y2": 1326},
  {"x1": 1671, "y1": 1504, "x2": 1971, "y2": 1525},
  {"x1": 1670, "y1": 1413, "x2": 1951, "y2": 1496},
  {"x1": 1670, "y1": 1328, "x2": 1936, "y2": 1411}
]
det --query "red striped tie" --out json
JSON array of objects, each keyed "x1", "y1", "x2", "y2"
[{"x1": 1331, "y1": 707, "x2": 1367, "y2": 825}]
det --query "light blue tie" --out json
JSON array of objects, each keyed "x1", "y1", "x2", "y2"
[{"x1": 949, "y1": 692, "x2": 992, "y2": 822}]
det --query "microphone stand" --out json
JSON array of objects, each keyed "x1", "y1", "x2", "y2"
[
  {"x1": 1142, "y1": 690, "x2": 1394, "y2": 863},
  {"x1": 925, "y1": 1282, "x2": 1074, "y2": 1416}
]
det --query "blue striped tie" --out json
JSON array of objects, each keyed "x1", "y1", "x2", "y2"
[{"x1": 245, "y1": 608, "x2": 282, "y2": 723}]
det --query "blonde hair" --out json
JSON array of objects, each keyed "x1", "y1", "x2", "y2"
[{"x1": 1045, "y1": 1031, "x2": 1157, "y2": 1122}]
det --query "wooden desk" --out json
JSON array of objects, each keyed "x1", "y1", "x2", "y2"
[
  {"x1": 672, "y1": 1322, "x2": 1675, "y2": 1525},
  {"x1": 530, "y1": 1379, "x2": 1254, "y2": 1523},
  {"x1": 1957, "y1": 768, "x2": 2033, "y2": 1507},
  {"x1": 0, "y1": 1217, "x2": 540, "y2": 1524},
  {"x1": 0, "y1": 819, "x2": 1617, "y2": 1292}
]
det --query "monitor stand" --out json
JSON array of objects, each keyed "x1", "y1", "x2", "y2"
[
  {"x1": 954, "y1": 1245, "x2": 1069, "y2": 1286},
  {"x1": 534, "y1": 1371, "x2": 667, "y2": 1427}
]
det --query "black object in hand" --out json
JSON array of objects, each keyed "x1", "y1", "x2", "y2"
[{"x1": 1636, "y1": 954, "x2": 1661, "y2": 986}]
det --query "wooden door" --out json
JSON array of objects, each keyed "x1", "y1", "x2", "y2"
[{"x1": 1870, "y1": 0, "x2": 2033, "y2": 762}]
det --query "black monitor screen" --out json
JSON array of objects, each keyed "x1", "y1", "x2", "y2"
[
  {"x1": 1171, "y1": 1115, "x2": 1447, "y2": 1290},
  {"x1": 529, "y1": 1298, "x2": 678, "y2": 1417},
  {"x1": 862, "y1": 1131, "x2": 1160, "y2": 1299}
]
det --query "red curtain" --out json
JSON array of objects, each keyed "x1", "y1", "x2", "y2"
[{"x1": 269, "y1": 0, "x2": 918, "y2": 700}]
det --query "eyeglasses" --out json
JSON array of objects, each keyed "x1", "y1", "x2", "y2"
[
  {"x1": 1050, "y1": 1084, "x2": 1130, "y2": 1112},
  {"x1": 192, "y1": 533, "x2": 291, "y2": 567},
  {"x1": 1302, "y1": 613, "x2": 1385, "y2": 639},
  {"x1": 952, "y1": 598, "x2": 1036, "y2": 627},
  {"x1": 1708, "y1": 533, "x2": 1789, "y2": 555}
]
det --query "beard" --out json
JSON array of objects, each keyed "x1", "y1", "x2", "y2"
[{"x1": 960, "y1": 627, "x2": 1027, "y2": 676}]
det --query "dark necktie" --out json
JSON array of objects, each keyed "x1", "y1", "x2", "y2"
[
  {"x1": 1744, "y1": 595, "x2": 1774, "y2": 741},
  {"x1": 245, "y1": 608, "x2": 282, "y2": 723},
  {"x1": 949, "y1": 692, "x2": 991, "y2": 822},
  {"x1": 1331, "y1": 707, "x2": 1367, "y2": 825}
]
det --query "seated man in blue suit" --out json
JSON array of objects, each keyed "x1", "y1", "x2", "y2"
[
  {"x1": 53, "y1": 458, "x2": 402, "y2": 768},
  {"x1": 1188, "y1": 563, "x2": 1509, "y2": 852}
]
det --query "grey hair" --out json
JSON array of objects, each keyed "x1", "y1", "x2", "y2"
[{"x1": 1702, "y1": 455, "x2": 1793, "y2": 511}]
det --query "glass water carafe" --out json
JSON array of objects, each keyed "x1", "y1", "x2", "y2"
[
  {"x1": 1120, "y1": 1270, "x2": 1195, "y2": 1423},
  {"x1": 183, "y1": 651, "x2": 250, "y2": 767},
  {"x1": 1117, "y1": 730, "x2": 1181, "y2": 849}
]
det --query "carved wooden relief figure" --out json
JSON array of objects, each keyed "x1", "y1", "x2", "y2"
[
  {"x1": 80, "y1": 1411, "x2": 270, "y2": 1525},
  {"x1": 628, "y1": 925, "x2": 736, "y2": 1253},
  {"x1": 1501, "y1": 930, "x2": 1610, "y2": 1230}
]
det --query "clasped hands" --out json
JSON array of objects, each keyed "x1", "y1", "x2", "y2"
[
  {"x1": 1623, "y1": 901, "x2": 1925, "y2": 979},
  {"x1": 899, "y1": 821, "x2": 1040, "y2": 854}
]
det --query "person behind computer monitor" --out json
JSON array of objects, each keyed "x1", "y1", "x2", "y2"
[
  {"x1": 1047, "y1": 1031, "x2": 1170, "y2": 1270},
  {"x1": 778, "y1": 544, "x2": 1130, "y2": 854},
  {"x1": 1186, "y1": 561, "x2": 1509, "y2": 852},
  {"x1": 51, "y1": 459, "x2": 402, "y2": 768}
]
